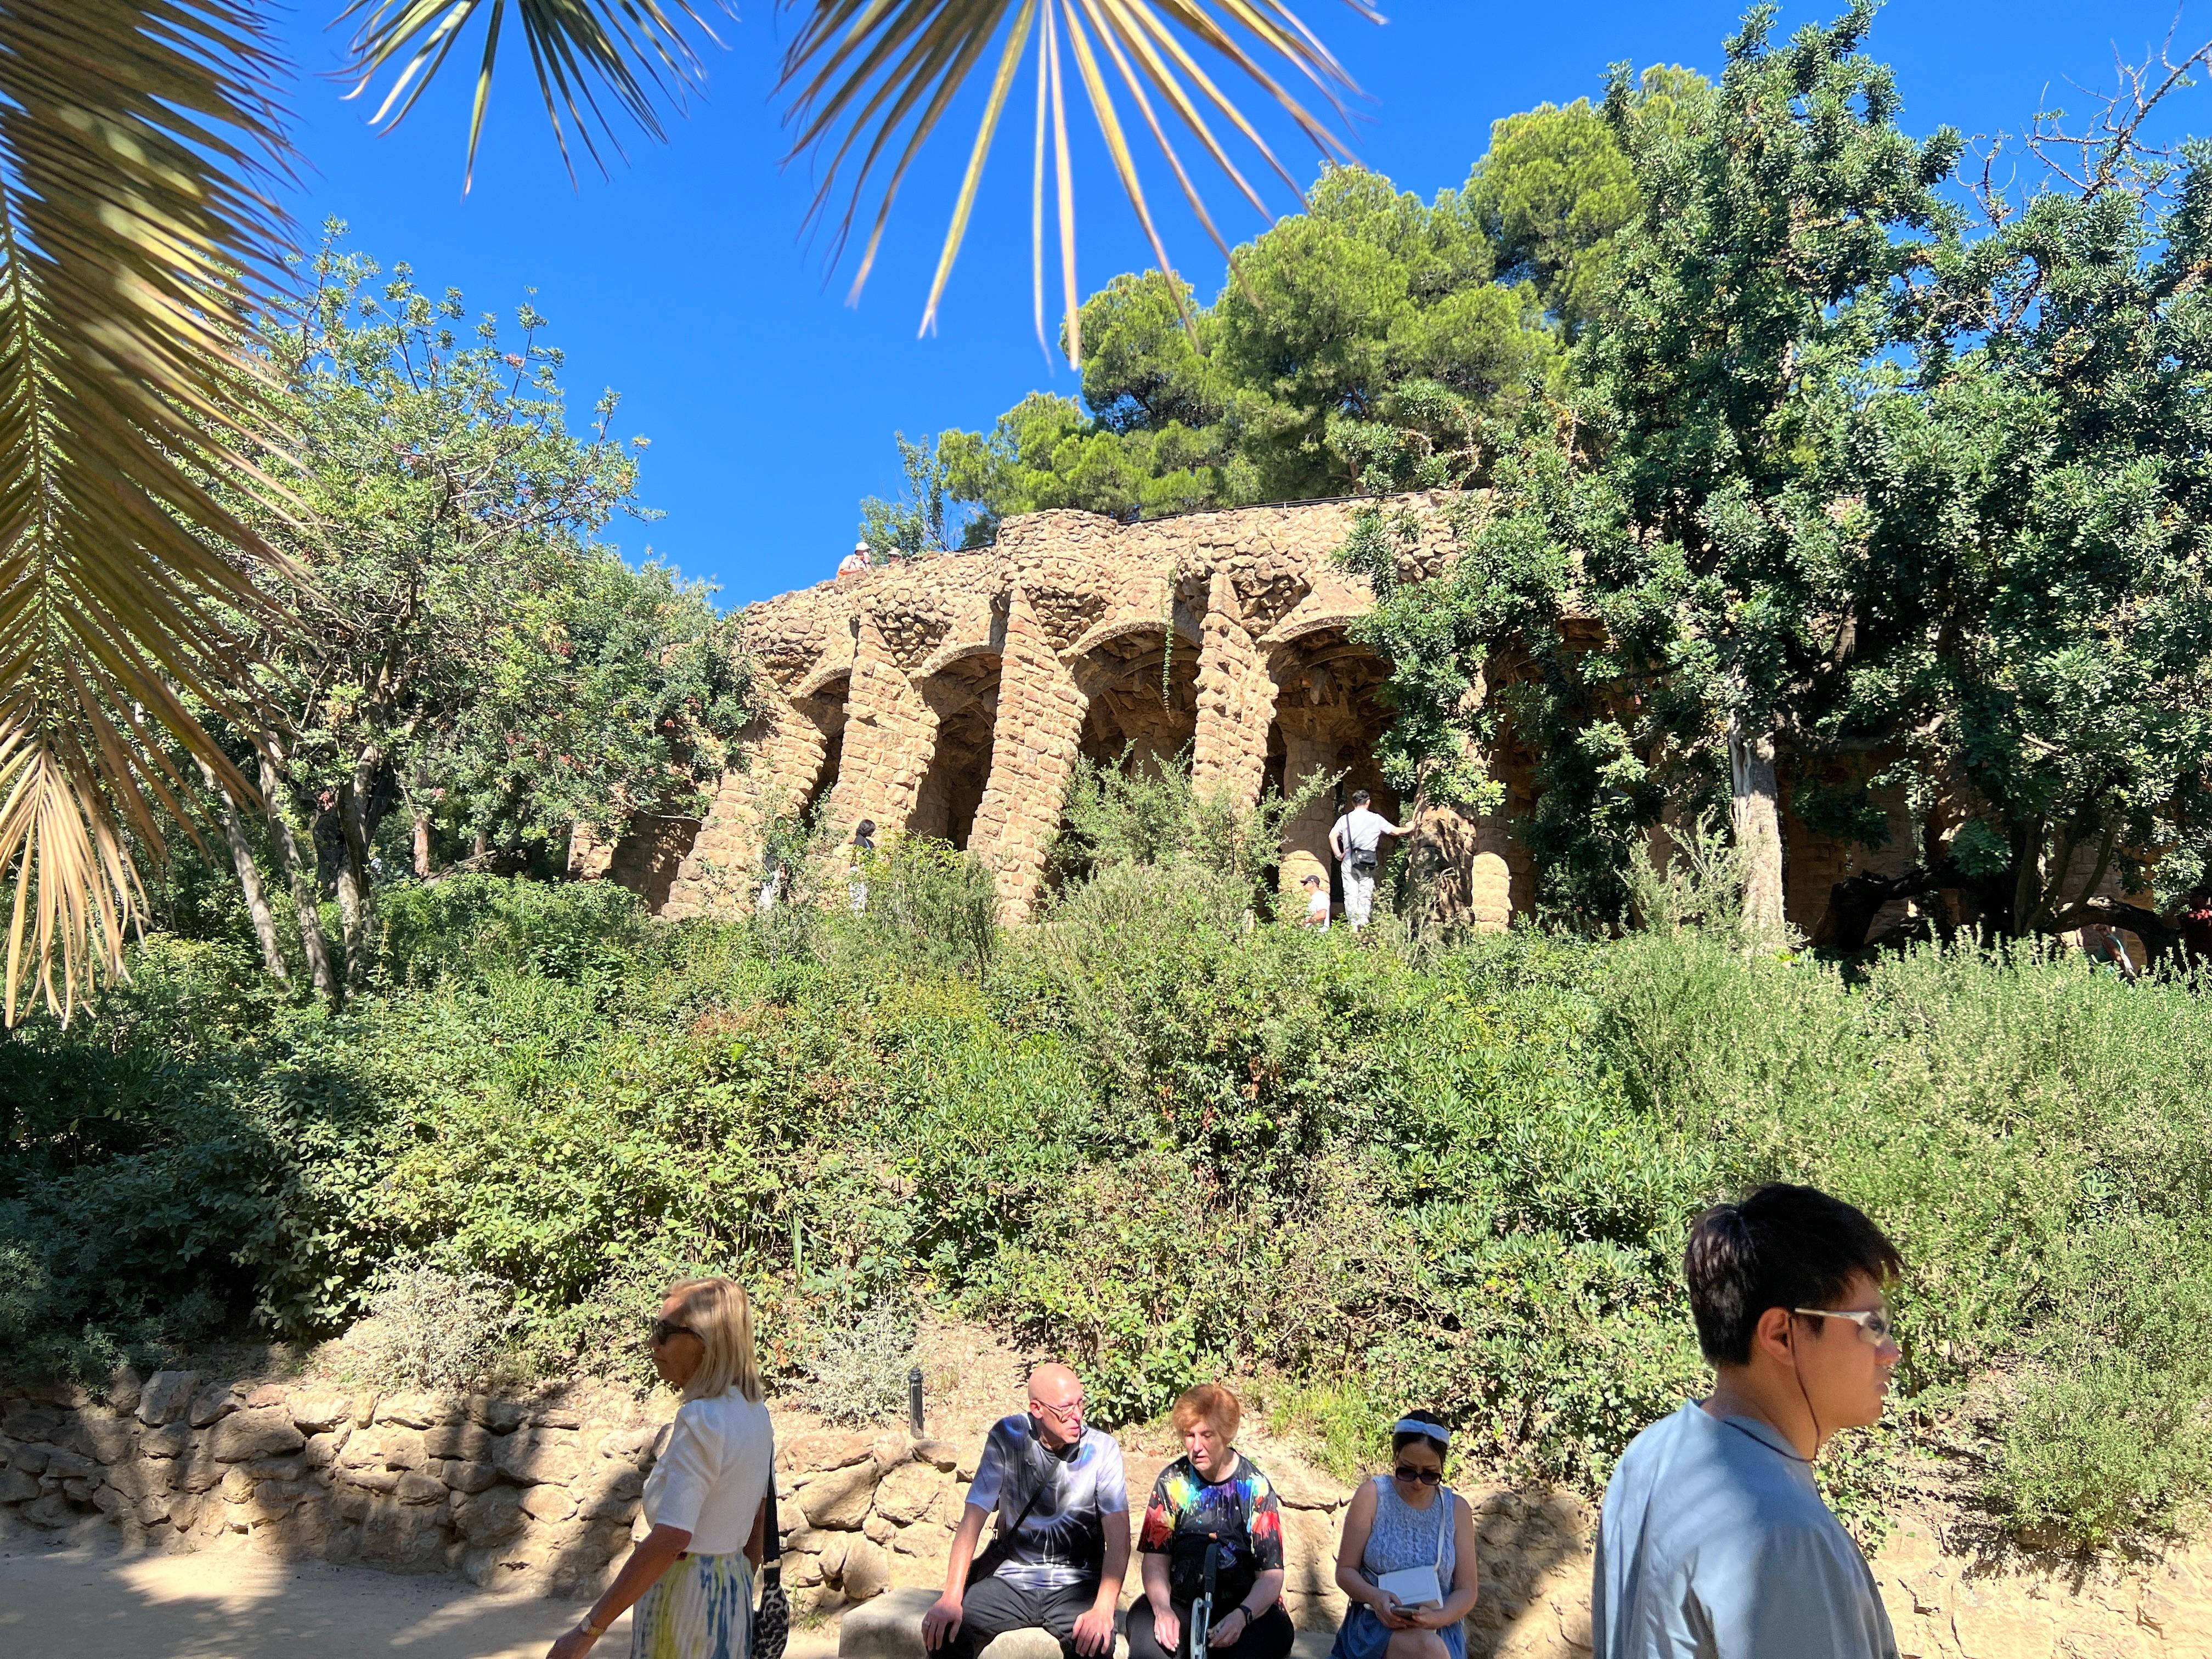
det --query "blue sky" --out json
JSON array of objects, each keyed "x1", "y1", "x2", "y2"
[{"x1": 270, "y1": 1, "x2": 2210, "y2": 608}]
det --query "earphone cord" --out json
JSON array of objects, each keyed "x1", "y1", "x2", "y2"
[{"x1": 1789, "y1": 1318, "x2": 1822, "y2": 1459}]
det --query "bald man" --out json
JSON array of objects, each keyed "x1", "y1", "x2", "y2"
[{"x1": 923, "y1": 1363, "x2": 1131, "y2": 1659}]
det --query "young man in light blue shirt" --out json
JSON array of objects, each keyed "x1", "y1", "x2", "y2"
[{"x1": 1593, "y1": 1184, "x2": 1905, "y2": 1659}]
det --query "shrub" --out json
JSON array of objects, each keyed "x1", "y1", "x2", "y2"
[
  {"x1": 851, "y1": 838, "x2": 998, "y2": 978},
  {"x1": 334, "y1": 1262, "x2": 520, "y2": 1391},
  {"x1": 5, "y1": 872, "x2": 2209, "y2": 1551},
  {"x1": 797, "y1": 1302, "x2": 918, "y2": 1424}
]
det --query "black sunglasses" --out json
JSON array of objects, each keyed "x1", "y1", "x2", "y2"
[
  {"x1": 1392, "y1": 1465, "x2": 1443, "y2": 1485},
  {"x1": 650, "y1": 1318, "x2": 697, "y2": 1346}
]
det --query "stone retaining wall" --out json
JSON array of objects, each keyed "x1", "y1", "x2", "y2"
[{"x1": 5, "y1": 1374, "x2": 2209, "y2": 1658}]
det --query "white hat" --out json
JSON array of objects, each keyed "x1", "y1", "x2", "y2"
[{"x1": 854, "y1": 540, "x2": 870, "y2": 552}]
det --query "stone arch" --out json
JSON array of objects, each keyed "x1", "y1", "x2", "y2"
[
  {"x1": 1070, "y1": 622, "x2": 1201, "y2": 776},
  {"x1": 1266, "y1": 627, "x2": 1400, "y2": 897},
  {"x1": 911, "y1": 647, "x2": 1002, "y2": 849},
  {"x1": 790, "y1": 672, "x2": 850, "y2": 826}
]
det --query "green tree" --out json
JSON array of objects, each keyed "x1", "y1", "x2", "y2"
[
  {"x1": 1468, "y1": 69, "x2": 1709, "y2": 338},
  {"x1": 212, "y1": 238, "x2": 746, "y2": 997},
  {"x1": 1, "y1": 0, "x2": 1366, "y2": 1019},
  {"x1": 1808, "y1": 97, "x2": 2212, "y2": 951},
  {"x1": 859, "y1": 431, "x2": 959, "y2": 557},
  {"x1": 1355, "y1": 5, "x2": 1960, "y2": 932},
  {"x1": 927, "y1": 154, "x2": 1605, "y2": 533}
]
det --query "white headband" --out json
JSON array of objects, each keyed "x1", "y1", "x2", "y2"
[{"x1": 1392, "y1": 1417, "x2": 1450, "y2": 1444}]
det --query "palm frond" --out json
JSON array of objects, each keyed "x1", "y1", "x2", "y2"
[
  {"x1": 0, "y1": 0, "x2": 292, "y2": 1023},
  {"x1": 337, "y1": 0, "x2": 726, "y2": 189},
  {"x1": 776, "y1": 0, "x2": 1378, "y2": 362}
]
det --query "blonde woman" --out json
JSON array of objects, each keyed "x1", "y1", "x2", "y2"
[{"x1": 550, "y1": 1279, "x2": 775, "y2": 1659}]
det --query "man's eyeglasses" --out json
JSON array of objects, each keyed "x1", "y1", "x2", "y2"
[
  {"x1": 1392, "y1": 1465, "x2": 1443, "y2": 1486},
  {"x1": 650, "y1": 1318, "x2": 697, "y2": 1347},
  {"x1": 1030, "y1": 1396, "x2": 1085, "y2": 1424},
  {"x1": 1791, "y1": 1305, "x2": 1896, "y2": 1346}
]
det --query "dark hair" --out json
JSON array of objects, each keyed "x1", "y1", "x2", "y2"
[
  {"x1": 855, "y1": 820, "x2": 876, "y2": 839},
  {"x1": 1684, "y1": 1184, "x2": 1902, "y2": 1367},
  {"x1": 1390, "y1": 1409, "x2": 1450, "y2": 1459},
  {"x1": 1351, "y1": 788, "x2": 1372, "y2": 805}
]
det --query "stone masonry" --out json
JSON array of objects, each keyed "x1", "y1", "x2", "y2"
[
  {"x1": 584, "y1": 499, "x2": 2108, "y2": 941},
  {"x1": 7, "y1": 1374, "x2": 2209, "y2": 1659}
]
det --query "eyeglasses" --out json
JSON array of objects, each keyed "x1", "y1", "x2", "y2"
[
  {"x1": 1392, "y1": 1465, "x2": 1443, "y2": 1485},
  {"x1": 650, "y1": 1318, "x2": 698, "y2": 1347},
  {"x1": 1791, "y1": 1305, "x2": 1896, "y2": 1346},
  {"x1": 1030, "y1": 1396, "x2": 1085, "y2": 1423}
]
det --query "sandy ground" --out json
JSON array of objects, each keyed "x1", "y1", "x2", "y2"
[{"x1": 0, "y1": 1534, "x2": 845, "y2": 1659}]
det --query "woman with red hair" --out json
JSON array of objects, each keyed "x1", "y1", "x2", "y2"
[{"x1": 1128, "y1": 1384, "x2": 1294, "y2": 1659}]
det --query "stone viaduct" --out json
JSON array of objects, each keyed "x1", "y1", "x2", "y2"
[{"x1": 577, "y1": 498, "x2": 1927, "y2": 938}]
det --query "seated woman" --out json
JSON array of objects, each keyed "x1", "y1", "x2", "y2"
[
  {"x1": 1129, "y1": 1384, "x2": 1296, "y2": 1659},
  {"x1": 1329, "y1": 1412, "x2": 1479, "y2": 1659}
]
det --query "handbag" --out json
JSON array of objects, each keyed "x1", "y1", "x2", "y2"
[
  {"x1": 752, "y1": 1480, "x2": 789, "y2": 1659},
  {"x1": 1372, "y1": 1491, "x2": 1449, "y2": 1610}
]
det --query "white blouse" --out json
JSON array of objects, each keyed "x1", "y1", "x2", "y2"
[{"x1": 641, "y1": 1390, "x2": 775, "y2": 1555}]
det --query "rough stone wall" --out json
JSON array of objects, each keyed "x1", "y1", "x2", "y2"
[
  {"x1": 966, "y1": 585, "x2": 1091, "y2": 921},
  {"x1": 9, "y1": 1374, "x2": 2210, "y2": 1659},
  {"x1": 1189, "y1": 571, "x2": 1273, "y2": 806},
  {"x1": 637, "y1": 501, "x2": 1465, "y2": 926}
]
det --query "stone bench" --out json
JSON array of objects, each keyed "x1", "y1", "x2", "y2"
[{"x1": 839, "y1": 1588, "x2": 1339, "y2": 1659}]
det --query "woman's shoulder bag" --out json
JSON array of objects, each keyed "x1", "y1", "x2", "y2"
[{"x1": 753, "y1": 1478, "x2": 789, "y2": 1659}]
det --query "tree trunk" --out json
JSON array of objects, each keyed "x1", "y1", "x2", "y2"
[
  {"x1": 333, "y1": 739, "x2": 390, "y2": 992},
  {"x1": 413, "y1": 809, "x2": 433, "y2": 878},
  {"x1": 195, "y1": 758, "x2": 287, "y2": 981},
  {"x1": 258, "y1": 744, "x2": 340, "y2": 1006},
  {"x1": 1728, "y1": 716, "x2": 1786, "y2": 942}
]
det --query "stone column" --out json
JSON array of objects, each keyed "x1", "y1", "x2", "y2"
[
  {"x1": 661, "y1": 688, "x2": 843, "y2": 919},
  {"x1": 1275, "y1": 712, "x2": 1340, "y2": 896},
  {"x1": 968, "y1": 585, "x2": 1089, "y2": 922},
  {"x1": 1190, "y1": 571, "x2": 1273, "y2": 813},
  {"x1": 827, "y1": 613, "x2": 939, "y2": 842}
]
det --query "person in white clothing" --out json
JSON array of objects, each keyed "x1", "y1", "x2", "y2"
[
  {"x1": 838, "y1": 541, "x2": 873, "y2": 578},
  {"x1": 549, "y1": 1278, "x2": 775, "y2": 1659},
  {"x1": 1300, "y1": 871, "x2": 1331, "y2": 928},
  {"x1": 1328, "y1": 791, "x2": 1413, "y2": 932}
]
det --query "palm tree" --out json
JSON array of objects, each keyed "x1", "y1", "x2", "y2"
[{"x1": 0, "y1": 0, "x2": 1372, "y2": 1021}]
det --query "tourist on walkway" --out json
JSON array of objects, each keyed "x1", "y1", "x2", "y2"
[
  {"x1": 1128, "y1": 1384, "x2": 1294, "y2": 1659},
  {"x1": 1329, "y1": 1411, "x2": 1479, "y2": 1659},
  {"x1": 1328, "y1": 791, "x2": 1412, "y2": 932},
  {"x1": 922, "y1": 1363, "x2": 1131, "y2": 1659},
  {"x1": 548, "y1": 1278, "x2": 774, "y2": 1659},
  {"x1": 838, "y1": 541, "x2": 872, "y2": 578},
  {"x1": 1591, "y1": 1184, "x2": 1904, "y2": 1659},
  {"x1": 1300, "y1": 872, "x2": 1331, "y2": 928}
]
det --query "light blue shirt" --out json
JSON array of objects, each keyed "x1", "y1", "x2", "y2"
[{"x1": 1593, "y1": 1401, "x2": 1898, "y2": 1659}]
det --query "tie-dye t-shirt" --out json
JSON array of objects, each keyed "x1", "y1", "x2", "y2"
[
  {"x1": 1137, "y1": 1453, "x2": 1286, "y2": 1607},
  {"x1": 965, "y1": 1415, "x2": 1130, "y2": 1590}
]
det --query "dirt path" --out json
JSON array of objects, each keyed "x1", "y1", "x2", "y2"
[{"x1": 0, "y1": 1536, "x2": 843, "y2": 1659}]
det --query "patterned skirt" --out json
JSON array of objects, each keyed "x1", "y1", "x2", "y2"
[{"x1": 631, "y1": 1551, "x2": 756, "y2": 1659}]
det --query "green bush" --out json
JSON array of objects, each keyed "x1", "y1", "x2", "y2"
[{"x1": 4, "y1": 869, "x2": 2209, "y2": 1551}]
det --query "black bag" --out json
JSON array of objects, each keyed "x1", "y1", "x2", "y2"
[{"x1": 753, "y1": 1480, "x2": 789, "y2": 1659}]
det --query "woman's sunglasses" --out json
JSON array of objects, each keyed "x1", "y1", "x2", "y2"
[
  {"x1": 1392, "y1": 1465, "x2": 1443, "y2": 1485},
  {"x1": 650, "y1": 1318, "x2": 697, "y2": 1347}
]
